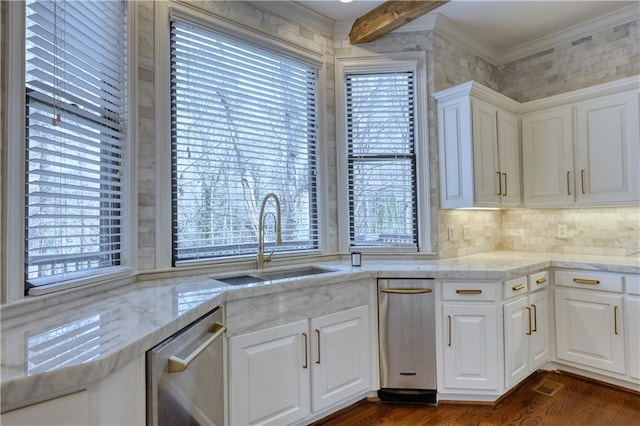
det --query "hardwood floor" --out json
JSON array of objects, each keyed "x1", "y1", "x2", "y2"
[{"x1": 312, "y1": 372, "x2": 640, "y2": 426}]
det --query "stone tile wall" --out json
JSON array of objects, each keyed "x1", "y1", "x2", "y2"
[
  {"x1": 500, "y1": 20, "x2": 640, "y2": 102},
  {"x1": 502, "y1": 207, "x2": 640, "y2": 257}
]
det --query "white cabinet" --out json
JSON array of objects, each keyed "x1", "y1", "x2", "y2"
[
  {"x1": 503, "y1": 284, "x2": 550, "y2": 390},
  {"x1": 435, "y1": 82, "x2": 521, "y2": 208},
  {"x1": 2, "y1": 391, "x2": 88, "y2": 426},
  {"x1": 521, "y1": 107, "x2": 574, "y2": 206},
  {"x1": 2, "y1": 354, "x2": 145, "y2": 426},
  {"x1": 440, "y1": 281, "x2": 500, "y2": 393},
  {"x1": 229, "y1": 306, "x2": 370, "y2": 425},
  {"x1": 626, "y1": 275, "x2": 640, "y2": 380},
  {"x1": 310, "y1": 307, "x2": 370, "y2": 412},
  {"x1": 575, "y1": 91, "x2": 640, "y2": 205},
  {"x1": 229, "y1": 320, "x2": 310, "y2": 426},
  {"x1": 555, "y1": 288, "x2": 625, "y2": 375},
  {"x1": 522, "y1": 81, "x2": 640, "y2": 207}
]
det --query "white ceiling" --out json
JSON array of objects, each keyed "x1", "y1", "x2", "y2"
[{"x1": 294, "y1": 0, "x2": 638, "y2": 52}]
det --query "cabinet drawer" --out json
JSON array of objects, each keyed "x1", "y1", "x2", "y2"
[
  {"x1": 554, "y1": 270, "x2": 623, "y2": 293},
  {"x1": 503, "y1": 276, "x2": 528, "y2": 300},
  {"x1": 528, "y1": 271, "x2": 549, "y2": 291},
  {"x1": 442, "y1": 282, "x2": 496, "y2": 301},
  {"x1": 626, "y1": 275, "x2": 640, "y2": 295}
]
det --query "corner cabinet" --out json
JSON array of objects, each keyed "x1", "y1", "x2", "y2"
[
  {"x1": 521, "y1": 78, "x2": 640, "y2": 207},
  {"x1": 229, "y1": 306, "x2": 370, "y2": 426},
  {"x1": 434, "y1": 82, "x2": 521, "y2": 208}
]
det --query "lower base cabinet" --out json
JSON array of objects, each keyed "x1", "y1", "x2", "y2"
[
  {"x1": 2, "y1": 391, "x2": 89, "y2": 426},
  {"x1": 229, "y1": 306, "x2": 370, "y2": 425},
  {"x1": 555, "y1": 288, "x2": 625, "y2": 374},
  {"x1": 441, "y1": 303, "x2": 500, "y2": 391}
]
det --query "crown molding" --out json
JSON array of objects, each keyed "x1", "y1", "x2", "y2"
[
  {"x1": 331, "y1": 4, "x2": 638, "y2": 67},
  {"x1": 499, "y1": 3, "x2": 640, "y2": 65}
]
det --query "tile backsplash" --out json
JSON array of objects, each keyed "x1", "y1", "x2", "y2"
[{"x1": 502, "y1": 207, "x2": 640, "y2": 257}]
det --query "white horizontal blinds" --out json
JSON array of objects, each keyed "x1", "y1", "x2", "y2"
[
  {"x1": 25, "y1": 0, "x2": 127, "y2": 286},
  {"x1": 346, "y1": 71, "x2": 418, "y2": 247},
  {"x1": 171, "y1": 20, "x2": 319, "y2": 262}
]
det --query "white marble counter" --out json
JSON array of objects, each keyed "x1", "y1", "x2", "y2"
[{"x1": 1, "y1": 251, "x2": 638, "y2": 410}]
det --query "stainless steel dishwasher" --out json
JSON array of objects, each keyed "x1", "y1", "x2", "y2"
[
  {"x1": 147, "y1": 306, "x2": 226, "y2": 425},
  {"x1": 378, "y1": 278, "x2": 437, "y2": 404}
]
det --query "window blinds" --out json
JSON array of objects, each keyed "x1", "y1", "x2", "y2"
[
  {"x1": 24, "y1": 0, "x2": 128, "y2": 286},
  {"x1": 170, "y1": 19, "x2": 319, "y2": 262},
  {"x1": 345, "y1": 71, "x2": 418, "y2": 247}
]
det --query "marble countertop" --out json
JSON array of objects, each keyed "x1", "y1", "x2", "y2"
[{"x1": 2, "y1": 251, "x2": 638, "y2": 410}]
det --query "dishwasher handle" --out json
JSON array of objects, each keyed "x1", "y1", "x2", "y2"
[
  {"x1": 380, "y1": 288, "x2": 433, "y2": 294},
  {"x1": 168, "y1": 322, "x2": 227, "y2": 373}
]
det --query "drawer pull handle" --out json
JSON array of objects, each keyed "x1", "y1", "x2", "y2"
[
  {"x1": 497, "y1": 171, "x2": 502, "y2": 196},
  {"x1": 536, "y1": 278, "x2": 547, "y2": 284},
  {"x1": 168, "y1": 322, "x2": 227, "y2": 373},
  {"x1": 456, "y1": 289, "x2": 482, "y2": 295},
  {"x1": 581, "y1": 169, "x2": 586, "y2": 194},
  {"x1": 614, "y1": 306, "x2": 619, "y2": 335},
  {"x1": 567, "y1": 171, "x2": 572, "y2": 195},
  {"x1": 531, "y1": 304, "x2": 538, "y2": 332},
  {"x1": 447, "y1": 315, "x2": 452, "y2": 347},
  {"x1": 525, "y1": 307, "x2": 532, "y2": 336},
  {"x1": 381, "y1": 288, "x2": 433, "y2": 294},
  {"x1": 512, "y1": 284, "x2": 525, "y2": 291},
  {"x1": 302, "y1": 333, "x2": 308, "y2": 369},
  {"x1": 315, "y1": 329, "x2": 321, "y2": 364},
  {"x1": 502, "y1": 172, "x2": 508, "y2": 196},
  {"x1": 573, "y1": 278, "x2": 600, "y2": 285}
]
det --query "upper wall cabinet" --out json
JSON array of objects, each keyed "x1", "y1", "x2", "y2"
[
  {"x1": 434, "y1": 82, "x2": 521, "y2": 209},
  {"x1": 521, "y1": 77, "x2": 640, "y2": 207}
]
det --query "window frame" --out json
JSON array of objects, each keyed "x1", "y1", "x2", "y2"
[
  {"x1": 2, "y1": 0, "x2": 137, "y2": 302},
  {"x1": 155, "y1": 3, "x2": 327, "y2": 268},
  {"x1": 335, "y1": 52, "x2": 431, "y2": 254}
]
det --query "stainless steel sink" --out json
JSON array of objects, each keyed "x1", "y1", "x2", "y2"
[{"x1": 214, "y1": 266, "x2": 335, "y2": 286}]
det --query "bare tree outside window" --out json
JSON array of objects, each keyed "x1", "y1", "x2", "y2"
[{"x1": 171, "y1": 22, "x2": 319, "y2": 262}]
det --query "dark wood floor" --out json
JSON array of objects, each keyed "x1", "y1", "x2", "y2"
[{"x1": 312, "y1": 372, "x2": 640, "y2": 426}]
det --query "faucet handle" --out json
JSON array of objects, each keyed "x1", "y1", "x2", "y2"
[{"x1": 265, "y1": 249, "x2": 275, "y2": 262}]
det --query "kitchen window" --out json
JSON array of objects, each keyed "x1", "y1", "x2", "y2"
[
  {"x1": 336, "y1": 53, "x2": 430, "y2": 253},
  {"x1": 169, "y1": 17, "x2": 320, "y2": 264},
  {"x1": 4, "y1": 0, "x2": 133, "y2": 299}
]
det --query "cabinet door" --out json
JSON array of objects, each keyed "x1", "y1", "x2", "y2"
[
  {"x1": 2, "y1": 391, "x2": 88, "y2": 426},
  {"x1": 575, "y1": 91, "x2": 640, "y2": 205},
  {"x1": 555, "y1": 289, "x2": 625, "y2": 374},
  {"x1": 529, "y1": 289, "x2": 551, "y2": 369},
  {"x1": 442, "y1": 304, "x2": 499, "y2": 390},
  {"x1": 504, "y1": 297, "x2": 529, "y2": 389},
  {"x1": 497, "y1": 109, "x2": 520, "y2": 206},
  {"x1": 522, "y1": 107, "x2": 574, "y2": 206},
  {"x1": 310, "y1": 306, "x2": 370, "y2": 412},
  {"x1": 628, "y1": 296, "x2": 640, "y2": 380},
  {"x1": 471, "y1": 99, "x2": 500, "y2": 206},
  {"x1": 229, "y1": 320, "x2": 310, "y2": 426}
]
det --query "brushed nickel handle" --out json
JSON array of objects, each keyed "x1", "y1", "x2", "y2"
[
  {"x1": 573, "y1": 278, "x2": 600, "y2": 285},
  {"x1": 456, "y1": 289, "x2": 482, "y2": 295},
  {"x1": 502, "y1": 172, "x2": 508, "y2": 196},
  {"x1": 614, "y1": 306, "x2": 619, "y2": 335},
  {"x1": 447, "y1": 315, "x2": 452, "y2": 347},
  {"x1": 536, "y1": 278, "x2": 547, "y2": 284},
  {"x1": 531, "y1": 304, "x2": 538, "y2": 332},
  {"x1": 525, "y1": 307, "x2": 532, "y2": 336},
  {"x1": 381, "y1": 288, "x2": 433, "y2": 294},
  {"x1": 512, "y1": 284, "x2": 525, "y2": 291},
  {"x1": 168, "y1": 322, "x2": 227, "y2": 373},
  {"x1": 567, "y1": 171, "x2": 572, "y2": 195},
  {"x1": 497, "y1": 171, "x2": 502, "y2": 196},
  {"x1": 581, "y1": 169, "x2": 586, "y2": 194},
  {"x1": 315, "y1": 329, "x2": 321, "y2": 364},
  {"x1": 302, "y1": 332, "x2": 308, "y2": 369}
]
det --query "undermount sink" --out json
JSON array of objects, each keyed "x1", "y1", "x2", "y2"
[{"x1": 214, "y1": 266, "x2": 336, "y2": 286}]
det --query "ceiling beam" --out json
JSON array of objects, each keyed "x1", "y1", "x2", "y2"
[{"x1": 349, "y1": 0, "x2": 450, "y2": 44}]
